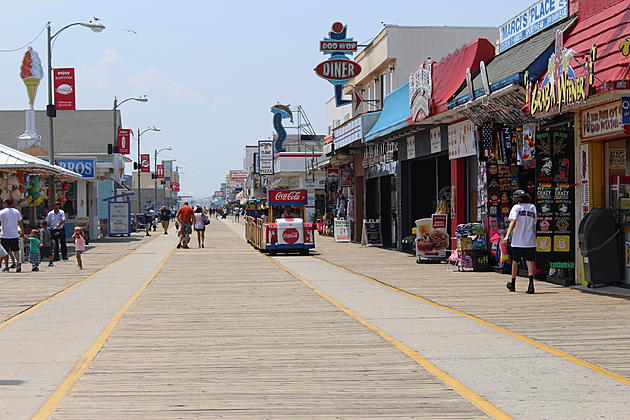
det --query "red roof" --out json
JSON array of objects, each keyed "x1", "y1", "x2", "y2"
[
  {"x1": 431, "y1": 38, "x2": 496, "y2": 115},
  {"x1": 564, "y1": 1, "x2": 630, "y2": 91}
]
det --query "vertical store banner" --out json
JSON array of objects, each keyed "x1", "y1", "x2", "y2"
[
  {"x1": 156, "y1": 164, "x2": 164, "y2": 178},
  {"x1": 53, "y1": 68, "x2": 76, "y2": 110},
  {"x1": 171, "y1": 182, "x2": 180, "y2": 192},
  {"x1": 117, "y1": 129, "x2": 131, "y2": 154},
  {"x1": 140, "y1": 154, "x2": 150, "y2": 172}
]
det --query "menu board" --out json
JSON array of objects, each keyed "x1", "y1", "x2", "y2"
[
  {"x1": 535, "y1": 131, "x2": 575, "y2": 268},
  {"x1": 361, "y1": 220, "x2": 383, "y2": 247},
  {"x1": 334, "y1": 218, "x2": 351, "y2": 242},
  {"x1": 109, "y1": 202, "x2": 130, "y2": 236}
]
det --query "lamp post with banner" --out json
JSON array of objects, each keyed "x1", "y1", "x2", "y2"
[
  {"x1": 154, "y1": 147, "x2": 172, "y2": 208},
  {"x1": 135, "y1": 127, "x2": 160, "y2": 214},
  {"x1": 46, "y1": 18, "x2": 105, "y2": 205}
]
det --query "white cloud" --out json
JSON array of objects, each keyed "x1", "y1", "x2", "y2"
[
  {"x1": 77, "y1": 48, "x2": 124, "y2": 89},
  {"x1": 127, "y1": 69, "x2": 205, "y2": 103}
]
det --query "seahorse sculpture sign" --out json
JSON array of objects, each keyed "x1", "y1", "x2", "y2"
[{"x1": 314, "y1": 22, "x2": 361, "y2": 108}]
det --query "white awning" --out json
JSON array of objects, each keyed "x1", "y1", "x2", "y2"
[{"x1": 0, "y1": 144, "x2": 82, "y2": 180}]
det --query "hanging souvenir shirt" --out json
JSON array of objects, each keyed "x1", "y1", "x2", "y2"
[
  {"x1": 519, "y1": 124, "x2": 536, "y2": 164},
  {"x1": 500, "y1": 126, "x2": 513, "y2": 165}
]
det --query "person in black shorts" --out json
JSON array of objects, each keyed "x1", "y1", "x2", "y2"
[{"x1": 503, "y1": 190, "x2": 537, "y2": 294}]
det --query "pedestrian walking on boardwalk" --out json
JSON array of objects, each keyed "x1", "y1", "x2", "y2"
[
  {"x1": 176, "y1": 201, "x2": 194, "y2": 249},
  {"x1": 159, "y1": 206, "x2": 171, "y2": 234},
  {"x1": 28, "y1": 229, "x2": 41, "y2": 271},
  {"x1": 40, "y1": 220, "x2": 54, "y2": 267},
  {"x1": 72, "y1": 227, "x2": 86, "y2": 270},
  {"x1": 234, "y1": 207, "x2": 240, "y2": 223},
  {"x1": 0, "y1": 199, "x2": 26, "y2": 273},
  {"x1": 46, "y1": 202, "x2": 68, "y2": 261},
  {"x1": 193, "y1": 206, "x2": 207, "y2": 248},
  {"x1": 503, "y1": 190, "x2": 537, "y2": 294}
]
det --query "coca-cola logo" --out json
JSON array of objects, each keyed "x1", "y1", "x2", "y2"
[
  {"x1": 282, "y1": 228, "x2": 299, "y2": 244},
  {"x1": 271, "y1": 190, "x2": 305, "y2": 202}
]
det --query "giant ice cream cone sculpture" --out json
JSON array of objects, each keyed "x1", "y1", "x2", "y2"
[{"x1": 20, "y1": 47, "x2": 43, "y2": 106}]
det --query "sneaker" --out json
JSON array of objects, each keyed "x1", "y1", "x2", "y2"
[
  {"x1": 202, "y1": 244, "x2": 204, "y2": 248},
  {"x1": 506, "y1": 281, "x2": 515, "y2": 292},
  {"x1": 526, "y1": 282, "x2": 535, "y2": 294},
  {"x1": 77, "y1": 267, "x2": 84, "y2": 270},
  {"x1": 48, "y1": 262, "x2": 54, "y2": 267},
  {"x1": 9, "y1": 264, "x2": 15, "y2": 269},
  {"x1": 2, "y1": 268, "x2": 9, "y2": 272},
  {"x1": 16, "y1": 263, "x2": 21, "y2": 273},
  {"x1": 177, "y1": 244, "x2": 182, "y2": 249},
  {"x1": 183, "y1": 245, "x2": 190, "y2": 249},
  {"x1": 32, "y1": 267, "x2": 39, "y2": 272},
  {"x1": 164, "y1": 232, "x2": 168, "y2": 235},
  {"x1": 62, "y1": 257, "x2": 68, "y2": 261}
]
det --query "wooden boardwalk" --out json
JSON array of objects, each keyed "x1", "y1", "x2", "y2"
[
  {"x1": 313, "y1": 235, "x2": 630, "y2": 381},
  {"x1": 49, "y1": 221, "x2": 487, "y2": 420},
  {"x1": 0, "y1": 233, "x2": 153, "y2": 325}
]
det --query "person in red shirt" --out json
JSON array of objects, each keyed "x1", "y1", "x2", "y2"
[{"x1": 176, "y1": 202, "x2": 195, "y2": 249}]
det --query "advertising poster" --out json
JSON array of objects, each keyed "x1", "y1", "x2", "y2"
[
  {"x1": 117, "y1": 129, "x2": 131, "y2": 154},
  {"x1": 108, "y1": 202, "x2": 130, "y2": 235},
  {"x1": 334, "y1": 218, "x2": 351, "y2": 242},
  {"x1": 53, "y1": 68, "x2": 76, "y2": 110},
  {"x1": 415, "y1": 214, "x2": 449, "y2": 259},
  {"x1": 535, "y1": 131, "x2": 575, "y2": 268},
  {"x1": 140, "y1": 154, "x2": 150, "y2": 172},
  {"x1": 361, "y1": 220, "x2": 382, "y2": 246},
  {"x1": 340, "y1": 168, "x2": 352, "y2": 187}
]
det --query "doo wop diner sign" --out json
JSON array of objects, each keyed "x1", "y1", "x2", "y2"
[{"x1": 499, "y1": 0, "x2": 568, "y2": 53}]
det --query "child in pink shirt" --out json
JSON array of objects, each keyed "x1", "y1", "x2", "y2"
[{"x1": 72, "y1": 227, "x2": 85, "y2": 270}]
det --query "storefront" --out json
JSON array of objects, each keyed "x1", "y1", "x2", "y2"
[
  {"x1": 444, "y1": 13, "x2": 580, "y2": 277},
  {"x1": 363, "y1": 83, "x2": 414, "y2": 248},
  {"x1": 329, "y1": 112, "x2": 379, "y2": 241},
  {"x1": 0, "y1": 144, "x2": 82, "y2": 229},
  {"x1": 567, "y1": 0, "x2": 630, "y2": 286}
]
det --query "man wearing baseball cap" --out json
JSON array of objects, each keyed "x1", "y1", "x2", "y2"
[{"x1": 502, "y1": 190, "x2": 537, "y2": 294}]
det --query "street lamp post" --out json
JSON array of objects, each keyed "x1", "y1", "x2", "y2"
[
  {"x1": 154, "y1": 147, "x2": 172, "y2": 208},
  {"x1": 113, "y1": 96, "x2": 147, "y2": 150},
  {"x1": 136, "y1": 127, "x2": 161, "y2": 215},
  {"x1": 46, "y1": 18, "x2": 105, "y2": 205}
]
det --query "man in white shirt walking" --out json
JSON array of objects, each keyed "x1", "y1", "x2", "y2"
[
  {"x1": 0, "y1": 199, "x2": 26, "y2": 273},
  {"x1": 45, "y1": 202, "x2": 68, "y2": 261},
  {"x1": 502, "y1": 190, "x2": 537, "y2": 294}
]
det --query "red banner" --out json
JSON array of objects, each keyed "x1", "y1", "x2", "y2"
[
  {"x1": 171, "y1": 182, "x2": 180, "y2": 192},
  {"x1": 53, "y1": 68, "x2": 76, "y2": 110},
  {"x1": 268, "y1": 189, "x2": 307, "y2": 205},
  {"x1": 117, "y1": 129, "x2": 131, "y2": 154},
  {"x1": 156, "y1": 164, "x2": 164, "y2": 178},
  {"x1": 140, "y1": 154, "x2": 150, "y2": 172}
]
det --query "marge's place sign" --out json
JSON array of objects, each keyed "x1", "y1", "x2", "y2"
[
  {"x1": 499, "y1": 0, "x2": 568, "y2": 52},
  {"x1": 582, "y1": 101, "x2": 623, "y2": 139}
]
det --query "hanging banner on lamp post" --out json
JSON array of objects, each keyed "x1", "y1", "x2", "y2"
[
  {"x1": 117, "y1": 129, "x2": 131, "y2": 154},
  {"x1": 140, "y1": 153, "x2": 150, "y2": 172},
  {"x1": 156, "y1": 164, "x2": 164, "y2": 178},
  {"x1": 53, "y1": 68, "x2": 76, "y2": 110}
]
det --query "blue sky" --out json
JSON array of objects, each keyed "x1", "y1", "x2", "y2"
[{"x1": 0, "y1": 0, "x2": 534, "y2": 196}]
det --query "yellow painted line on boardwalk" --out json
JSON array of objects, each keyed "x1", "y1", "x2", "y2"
[
  {"x1": 0, "y1": 235, "x2": 159, "y2": 331},
  {"x1": 314, "y1": 255, "x2": 630, "y2": 388},
  {"x1": 31, "y1": 246, "x2": 175, "y2": 420},
  {"x1": 267, "y1": 255, "x2": 513, "y2": 420}
]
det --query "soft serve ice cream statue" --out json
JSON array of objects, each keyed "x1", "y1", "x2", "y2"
[{"x1": 17, "y1": 47, "x2": 44, "y2": 149}]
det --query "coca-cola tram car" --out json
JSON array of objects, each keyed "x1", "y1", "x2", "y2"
[{"x1": 245, "y1": 189, "x2": 315, "y2": 255}]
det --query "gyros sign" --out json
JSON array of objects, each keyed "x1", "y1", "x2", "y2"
[{"x1": 269, "y1": 190, "x2": 307, "y2": 204}]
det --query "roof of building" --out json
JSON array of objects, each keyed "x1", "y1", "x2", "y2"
[
  {"x1": 364, "y1": 83, "x2": 410, "y2": 143},
  {"x1": 0, "y1": 110, "x2": 120, "y2": 154},
  {"x1": 563, "y1": 0, "x2": 630, "y2": 91},
  {"x1": 451, "y1": 16, "x2": 578, "y2": 105},
  {"x1": 0, "y1": 143, "x2": 82, "y2": 179}
]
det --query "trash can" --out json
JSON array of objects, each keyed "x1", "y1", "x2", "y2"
[{"x1": 578, "y1": 208, "x2": 621, "y2": 287}]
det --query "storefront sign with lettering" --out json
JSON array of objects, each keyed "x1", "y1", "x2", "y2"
[
  {"x1": 581, "y1": 101, "x2": 623, "y2": 138},
  {"x1": 525, "y1": 31, "x2": 596, "y2": 115}
]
